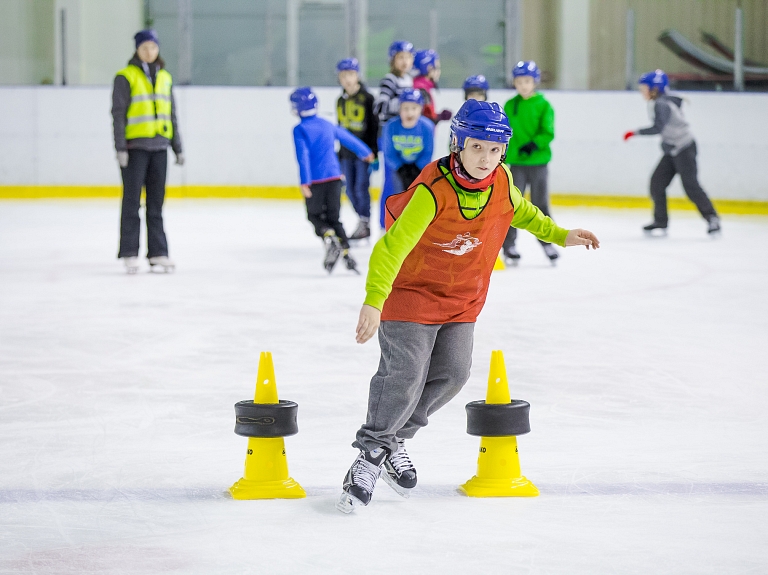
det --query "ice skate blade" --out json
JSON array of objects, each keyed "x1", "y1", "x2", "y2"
[
  {"x1": 505, "y1": 258, "x2": 520, "y2": 267},
  {"x1": 643, "y1": 229, "x2": 668, "y2": 237},
  {"x1": 336, "y1": 491, "x2": 365, "y2": 514},
  {"x1": 150, "y1": 265, "x2": 175, "y2": 274},
  {"x1": 381, "y1": 470, "x2": 413, "y2": 499},
  {"x1": 125, "y1": 267, "x2": 139, "y2": 275}
]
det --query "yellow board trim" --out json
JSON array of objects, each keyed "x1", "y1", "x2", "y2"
[{"x1": 1, "y1": 186, "x2": 766, "y2": 215}]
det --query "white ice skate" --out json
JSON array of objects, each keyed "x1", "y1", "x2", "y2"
[
  {"x1": 123, "y1": 256, "x2": 139, "y2": 275},
  {"x1": 149, "y1": 256, "x2": 175, "y2": 273}
]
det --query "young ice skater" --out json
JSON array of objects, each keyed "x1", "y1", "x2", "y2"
[
  {"x1": 381, "y1": 88, "x2": 434, "y2": 194},
  {"x1": 412, "y1": 49, "x2": 452, "y2": 124},
  {"x1": 336, "y1": 99, "x2": 600, "y2": 513},
  {"x1": 290, "y1": 87, "x2": 374, "y2": 274},
  {"x1": 502, "y1": 61, "x2": 558, "y2": 265},
  {"x1": 462, "y1": 74, "x2": 489, "y2": 102},
  {"x1": 335, "y1": 58, "x2": 379, "y2": 241},
  {"x1": 374, "y1": 40, "x2": 415, "y2": 228},
  {"x1": 624, "y1": 69, "x2": 720, "y2": 235}
]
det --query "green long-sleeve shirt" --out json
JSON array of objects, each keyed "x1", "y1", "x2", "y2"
[
  {"x1": 364, "y1": 167, "x2": 569, "y2": 311},
  {"x1": 503, "y1": 93, "x2": 554, "y2": 166}
]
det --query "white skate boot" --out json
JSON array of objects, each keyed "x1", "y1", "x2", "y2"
[
  {"x1": 149, "y1": 256, "x2": 175, "y2": 273},
  {"x1": 123, "y1": 256, "x2": 139, "y2": 275}
]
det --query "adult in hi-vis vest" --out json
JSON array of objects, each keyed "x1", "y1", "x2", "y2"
[
  {"x1": 336, "y1": 100, "x2": 600, "y2": 513},
  {"x1": 111, "y1": 29, "x2": 183, "y2": 274}
]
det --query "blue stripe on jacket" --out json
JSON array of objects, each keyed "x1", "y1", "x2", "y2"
[{"x1": 292, "y1": 115, "x2": 372, "y2": 185}]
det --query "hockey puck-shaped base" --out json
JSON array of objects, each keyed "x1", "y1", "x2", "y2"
[
  {"x1": 234, "y1": 400, "x2": 299, "y2": 438},
  {"x1": 466, "y1": 400, "x2": 531, "y2": 437}
]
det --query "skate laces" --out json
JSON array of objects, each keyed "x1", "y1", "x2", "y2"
[
  {"x1": 351, "y1": 457, "x2": 381, "y2": 493},
  {"x1": 388, "y1": 440, "x2": 415, "y2": 475}
]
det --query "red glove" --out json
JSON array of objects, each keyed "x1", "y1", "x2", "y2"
[
  {"x1": 623, "y1": 131, "x2": 635, "y2": 141},
  {"x1": 437, "y1": 109, "x2": 453, "y2": 122}
]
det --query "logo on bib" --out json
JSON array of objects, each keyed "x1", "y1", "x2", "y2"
[{"x1": 434, "y1": 232, "x2": 482, "y2": 256}]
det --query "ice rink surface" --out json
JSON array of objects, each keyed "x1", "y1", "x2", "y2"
[{"x1": 1, "y1": 199, "x2": 767, "y2": 575}]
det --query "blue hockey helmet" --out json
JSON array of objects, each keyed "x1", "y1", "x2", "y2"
[
  {"x1": 414, "y1": 49, "x2": 439, "y2": 76},
  {"x1": 336, "y1": 57, "x2": 360, "y2": 74},
  {"x1": 450, "y1": 99, "x2": 512, "y2": 151},
  {"x1": 512, "y1": 60, "x2": 541, "y2": 83},
  {"x1": 398, "y1": 88, "x2": 424, "y2": 106},
  {"x1": 462, "y1": 74, "x2": 490, "y2": 92},
  {"x1": 638, "y1": 69, "x2": 669, "y2": 92},
  {"x1": 289, "y1": 87, "x2": 318, "y2": 116},
  {"x1": 388, "y1": 40, "x2": 414, "y2": 60}
]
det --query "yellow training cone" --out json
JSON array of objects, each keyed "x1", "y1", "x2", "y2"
[
  {"x1": 493, "y1": 255, "x2": 506, "y2": 271},
  {"x1": 229, "y1": 352, "x2": 306, "y2": 499},
  {"x1": 459, "y1": 350, "x2": 539, "y2": 497}
]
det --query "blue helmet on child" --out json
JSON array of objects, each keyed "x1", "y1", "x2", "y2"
[
  {"x1": 462, "y1": 74, "x2": 490, "y2": 92},
  {"x1": 398, "y1": 88, "x2": 424, "y2": 106},
  {"x1": 336, "y1": 58, "x2": 360, "y2": 73},
  {"x1": 388, "y1": 40, "x2": 414, "y2": 60},
  {"x1": 450, "y1": 100, "x2": 512, "y2": 152},
  {"x1": 512, "y1": 61, "x2": 541, "y2": 83},
  {"x1": 414, "y1": 49, "x2": 439, "y2": 76},
  {"x1": 289, "y1": 87, "x2": 318, "y2": 116},
  {"x1": 638, "y1": 69, "x2": 669, "y2": 92}
]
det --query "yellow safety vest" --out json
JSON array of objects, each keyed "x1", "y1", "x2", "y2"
[{"x1": 116, "y1": 64, "x2": 174, "y2": 141}]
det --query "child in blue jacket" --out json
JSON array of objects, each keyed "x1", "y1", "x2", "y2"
[
  {"x1": 290, "y1": 87, "x2": 374, "y2": 273},
  {"x1": 382, "y1": 89, "x2": 434, "y2": 195}
]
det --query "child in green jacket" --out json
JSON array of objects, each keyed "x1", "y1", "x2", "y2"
[{"x1": 502, "y1": 61, "x2": 557, "y2": 265}]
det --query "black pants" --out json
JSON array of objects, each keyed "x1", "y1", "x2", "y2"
[
  {"x1": 118, "y1": 149, "x2": 169, "y2": 258},
  {"x1": 503, "y1": 164, "x2": 551, "y2": 248},
  {"x1": 650, "y1": 141, "x2": 717, "y2": 225},
  {"x1": 305, "y1": 179, "x2": 349, "y2": 248}
]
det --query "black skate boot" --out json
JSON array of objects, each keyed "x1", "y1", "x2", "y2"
[
  {"x1": 503, "y1": 246, "x2": 521, "y2": 266},
  {"x1": 336, "y1": 447, "x2": 387, "y2": 513},
  {"x1": 349, "y1": 218, "x2": 370, "y2": 241},
  {"x1": 323, "y1": 230, "x2": 342, "y2": 273},
  {"x1": 342, "y1": 249, "x2": 360, "y2": 274},
  {"x1": 382, "y1": 438, "x2": 417, "y2": 498},
  {"x1": 707, "y1": 215, "x2": 721, "y2": 236},
  {"x1": 541, "y1": 243, "x2": 558, "y2": 265},
  {"x1": 643, "y1": 221, "x2": 668, "y2": 236}
]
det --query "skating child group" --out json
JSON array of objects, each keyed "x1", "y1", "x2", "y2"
[{"x1": 114, "y1": 30, "x2": 721, "y2": 513}]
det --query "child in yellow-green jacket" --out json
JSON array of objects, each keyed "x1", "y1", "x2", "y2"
[
  {"x1": 502, "y1": 61, "x2": 557, "y2": 265},
  {"x1": 336, "y1": 99, "x2": 600, "y2": 513}
]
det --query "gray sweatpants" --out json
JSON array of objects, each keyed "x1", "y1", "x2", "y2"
[
  {"x1": 353, "y1": 321, "x2": 475, "y2": 454},
  {"x1": 503, "y1": 164, "x2": 551, "y2": 248}
]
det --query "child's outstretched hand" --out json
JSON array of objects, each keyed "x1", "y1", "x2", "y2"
[
  {"x1": 565, "y1": 229, "x2": 600, "y2": 250},
  {"x1": 356, "y1": 304, "x2": 381, "y2": 344}
]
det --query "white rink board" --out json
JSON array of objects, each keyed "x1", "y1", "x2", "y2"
[
  {"x1": 0, "y1": 86, "x2": 767, "y2": 199},
  {"x1": 0, "y1": 200, "x2": 767, "y2": 574}
]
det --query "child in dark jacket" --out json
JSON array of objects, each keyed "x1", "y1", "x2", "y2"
[
  {"x1": 336, "y1": 58, "x2": 379, "y2": 241},
  {"x1": 290, "y1": 87, "x2": 374, "y2": 274},
  {"x1": 624, "y1": 69, "x2": 720, "y2": 235}
]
